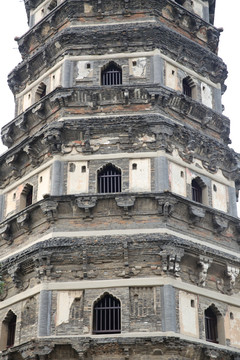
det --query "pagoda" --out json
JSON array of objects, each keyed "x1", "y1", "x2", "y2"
[{"x1": 1, "y1": 0, "x2": 240, "y2": 359}]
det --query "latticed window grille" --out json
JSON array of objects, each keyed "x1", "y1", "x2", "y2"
[
  {"x1": 97, "y1": 164, "x2": 121, "y2": 193},
  {"x1": 205, "y1": 307, "x2": 218, "y2": 343},
  {"x1": 101, "y1": 62, "x2": 122, "y2": 86},
  {"x1": 191, "y1": 179, "x2": 202, "y2": 203},
  {"x1": 93, "y1": 294, "x2": 121, "y2": 334}
]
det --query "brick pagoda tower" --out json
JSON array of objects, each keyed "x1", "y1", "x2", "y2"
[{"x1": 1, "y1": 0, "x2": 240, "y2": 359}]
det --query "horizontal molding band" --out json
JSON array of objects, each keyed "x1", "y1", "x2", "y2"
[{"x1": 1, "y1": 275, "x2": 240, "y2": 310}]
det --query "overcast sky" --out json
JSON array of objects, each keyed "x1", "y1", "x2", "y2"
[{"x1": 0, "y1": 0, "x2": 239, "y2": 154}]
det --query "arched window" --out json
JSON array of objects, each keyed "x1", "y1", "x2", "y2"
[
  {"x1": 101, "y1": 62, "x2": 122, "y2": 86},
  {"x1": 20, "y1": 184, "x2": 33, "y2": 209},
  {"x1": 191, "y1": 178, "x2": 202, "y2": 203},
  {"x1": 7, "y1": 313, "x2": 16, "y2": 348},
  {"x1": 93, "y1": 293, "x2": 121, "y2": 334},
  {"x1": 35, "y1": 82, "x2": 46, "y2": 101},
  {"x1": 205, "y1": 306, "x2": 218, "y2": 343},
  {"x1": 0, "y1": 311, "x2": 17, "y2": 350},
  {"x1": 97, "y1": 164, "x2": 121, "y2": 193},
  {"x1": 182, "y1": 76, "x2": 195, "y2": 97}
]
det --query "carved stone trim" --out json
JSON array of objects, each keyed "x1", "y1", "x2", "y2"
[
  {"x1": 23, "y1": 144, "x2": 39, "y2": 167},
  {"x1": 17, "y1": 212, "x2": 30, "y2": 231},
  {"x1": 40, "y1": 200, "x2": 58, "y2": 222},
  {"x1": 50, "y1": 89, "x2": 73, "y2": 107},
  {"x1": 188, "y1": 204, "x2": 206, "y2": 225},
  {"x1": 226, "y1": 264, "x2": 239, "y2": 294},
  {"x1": 34, "y1": 253, "x2": 53, "y2": 280},
  {"x1": 159, "y1": 246, "x2": 184, "y2": 277},
  {"x1": 212, "y1": 214, "x2": 228, "y2": 233},
  {"x1": 156, "y1": 194, "x2": 176, "y2": 219},
  {"x1": 0, "y1": 224, "x2": 12, "y2": 243},
  {"x1": 42, "y1": 125, "x2": 62, "y2": 153},
  {"x1": 115, "y1": 195, "x2": 135, "y2": 219},
  {"x1": 32, "y1": 102, "x2": 46, "y2": 120},
  {"x1": 6, "y1": 154, "x2": 20, "y2": 178},
  {"x1": 1, "y1": 127, "x2": 13, "y2": 147},
  {"x1": 15, "y1": 113, "x2": 28, "y2": 132},
  {"x1": 8, "y1": 264, "x2": 23, "y2": 289},
  {"x1": 76, "y1": 196, "x2": 97, "y2": 221},
  {"x1": 198, "y1": 255, "x2": 212, "y2": 287}
]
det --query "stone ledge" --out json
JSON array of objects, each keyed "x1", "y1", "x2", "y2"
[{"x1": 1, "y1": 333, "x2": 239, "y2": 360}]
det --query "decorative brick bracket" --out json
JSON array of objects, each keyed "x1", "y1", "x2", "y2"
[
  {"x1": 188, "y1": 204, "x2": 206, "y2": 225},
  {"x1": 226, "y1": 264, "x2": 239, "y2": 294},
  {"x1": 0, "y1": 224, "x2": 12, "y2": 243},
  {"x1": 17, "y1": 212, "x2": 30, "y2": 231},
  {"x1": 159, "y1": 246, "x2": 184, "y2": 277},
  {"x1": 198, "y1": 255, "x2": 212, "y2": 287},
  {"x1": 212, "y1": 214, "x2": 228, "y2": 233},
  {"x1": 40, "y1": 199, "x2": 58, "y2": 222},
  {"x1": 156, "y1": 193, "x2": 176, "y2": 220},
  {"x1": 76, "y1": 196, "x2": 97, "y2": 220},
  {"x1": 115, "y1": 195, "x2": 135, "y2": 219}
]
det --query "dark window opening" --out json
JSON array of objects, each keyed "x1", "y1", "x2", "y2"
[
  {"x1": 93, "y1": 293, "x2": 121, "y2": 334},
  {"x1": 183, "y1": 77, "x2": 192, "y2": 97},
  {"x1": 101, "y1": 62, "x2": 122, "y2": 86},
  {"x1": 191, "y1": 179, "x2": 202, "y2": 203},
  {"x1": 26, "y1": 186, "x2": 33, "y2": 207},
  {"x1": 98, "y1": 164, "x2": 121, "y2": 193},
  {"x1": 20, "y1": 184, "x2": 33, "y2": 209},
  {"x1": 7, "y1": 314, "x2": 17, "y2": 348},
  {"x1": 69, "y1": 163, "x2": 76, "y2": 172},
  {"x1": 205, "y1": 307, "x2": 218, "y2": 343},
  {"x1": 36, "y1": 82, "x2": 46, "y2": 101},
  {"x1": 132, "y1": 163, "x2": 137, "y2": 170}
]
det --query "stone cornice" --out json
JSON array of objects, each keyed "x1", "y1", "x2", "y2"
[
  {"x1": 19, "y1": 0, "x2": 220, "y2": 59},
  {"x1": 0, "y1": 87, "x2": 237, "y2": 187},
  {"x1": 3, "y1": 86, "x2": 230, "y2": 149},
  {"x1": 1, "y1": 334, "x2": 239, "y2": 360},
  {"x1": 0, "y1": 192, "x2": 240, "y2": 262},
  {"x1": 9, "y1": 19, "x2": 226, "y2": 94}
]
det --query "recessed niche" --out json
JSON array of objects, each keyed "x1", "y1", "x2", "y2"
[{"x1": 69, "y1": 163, "x2": 76, "y2": 172}]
